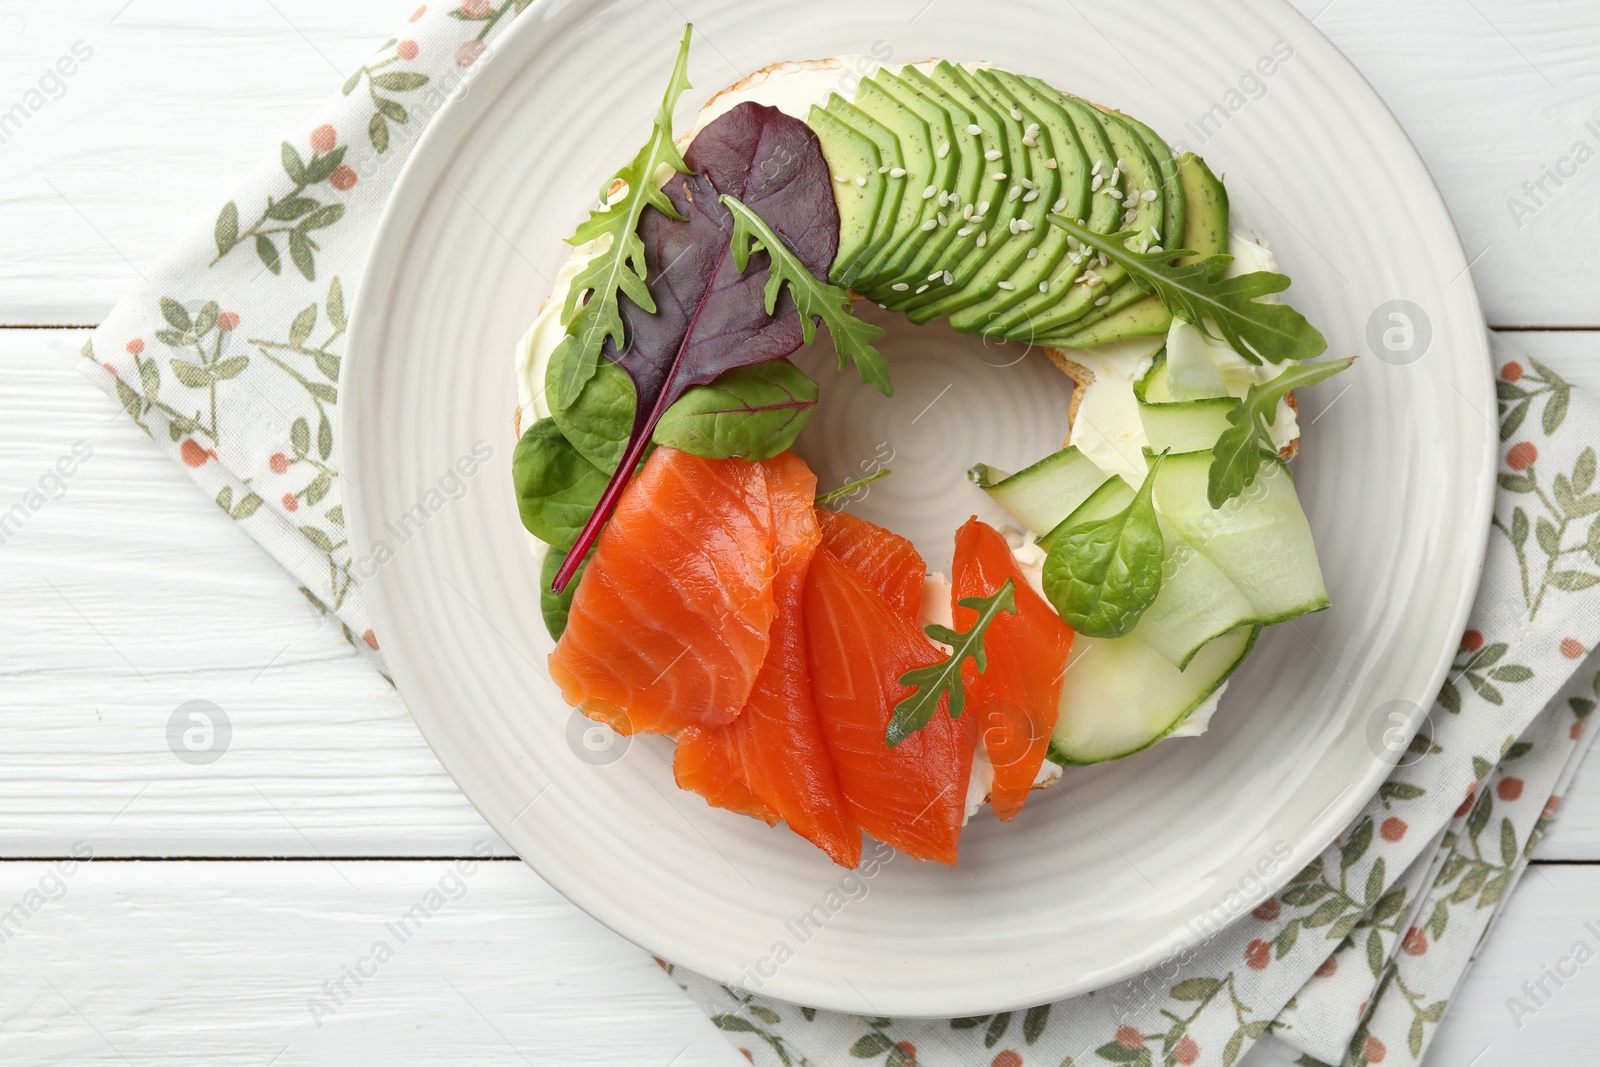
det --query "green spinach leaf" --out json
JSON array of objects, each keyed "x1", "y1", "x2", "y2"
[
  {"x1": 548, "y1": 341, "x2": 634, "y2": 474},
  {"x1": 1208, "y1": 357, "x2": 1354, "y2": 508},
  {"x1": 1047, "y1": 217, "x2": 1326, "y2": 365},
  {"x1": 1042, "y1": 454, "x2": 1168, "y2": 638},
  {"x1": 887, "y1": 580, "x2": 1017, "y2": 748},
  {"x1": 652, "y1": 361, "x2": 818, "y2": 460},
  {"x1": 540, "y1": 544, "x2": 589, "y2": 640},
  {"x1": 512, "y1": 419, "x2": 609, "y2": 551}
]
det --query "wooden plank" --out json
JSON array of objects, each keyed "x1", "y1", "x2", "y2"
[
  {"x1": 5, "y1": 326, "x2": 1599, "y2": 859},
  {"x1": 0, "y1": 858, "x2": 743, "y2": 1066},
  {"x1": 1241, "y1": 863, "x2": 1600, "y2": 1067},
  {"x1": 0, "y1": 0, "x2": 1598, "y2": 325}
]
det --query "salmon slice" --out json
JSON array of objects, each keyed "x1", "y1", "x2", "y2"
[
  {"x1": 674, "y1": 454, "x2": 861, "y2": 867},
  {"x1": 952, "y1": 517, "x2": 1075, "y2": 821},
  {"x1": 814, "y1": 507, "x2": 925, "y2": 622},
  {"x1": 672, "y1": 730, "x2": 779, "y2": 826},
  {"x1": 804, "y1": 547, "x2": 976, "y2": 864},
  {"x1": 549, "y1": 448, "x2": 778, "y2": 736}
]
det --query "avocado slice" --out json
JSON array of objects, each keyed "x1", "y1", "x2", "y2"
[
  {"x1": 942, "y1": 67, "x2": 1087, "y2": 332},
  {"x1": 894, "y1": 62, "x2": 1053, "y2": 322},
  {"x1": 860, "y1": 66, "x2": 983, "y2": 294},
  {"x1": 845, "y1": 74, "x2": 956, "y2": 291},
  {"x1": 1044, "y1": 110, "x2": 1187, "y2": 339},
  {"x1": 862, "y1": 61, "x2": 1018, "y2": 311},
  {"x1": 1044, "y1": 151, "x2": 1227, "y2": 348},
  {"x1": 1004, "y1": 98, "x2": 1167, "y2": 335},
  {"x1": 979, "y1": 78, "x2": 1121, "y2": 338},
  {"x1": 820, "y1": 95, "x2": 908, "y2": 288},
  {"x1": 807, "y1": 105, "x2": 885, "y2": 283}
]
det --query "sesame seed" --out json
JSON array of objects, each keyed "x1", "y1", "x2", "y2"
[
  {"x1": 976, "y1": 232, "x2": 987, "y2": 247},
  {"x1": 1021, "y1": 136, "x2": 1036, "y2": 148},
  {"x1": 970, "y1": 213, "x2": 986, "y2": 224},
  {"x1": 1117, "y1": 158, "x2": 1126, "y2": 170},
  {"x1": 943, "y1": 271, "x2": 954, "y2": 285},
  {"x1": 892, "y1": 282, "x2": 910, "y2": 291},
  {"x1": 929, "y1": 270, "x2": 945, "y2": 281},
  {"x1": 1039, "y1": 281, "x2": 1049, "y2": 293},
  {"x1": 968, "y1": 123, "x2": 984, "y2": 136},
  {"x1": 1026, "y1": 247, "x2": 1038, "y2": 258},
  {"x1": 1053, "y1": 198, "x2": 1068, "y2": 213},
  {"x1": 889, "y1": 167, "x2": 907, "y2": 178},
  {"x1": 1110, "y1": 167, "x2": 1121, "y2": 184},
  {"x1": 978, "y1": 201, "x2": 991, "y2": 214},
  {"x1": 937, "y1": 141, "x2": 950, "y2": 159},
  {"x1": 997, "y1": 280, "x2": 1015, "y2": 290},
  {"x1": 1150, "y1": 244, "x2": 1163, "y2": 254},
  {"x1": 984, "y1": 149, "x2": 1003, "y2": 161},
  {"x1": 962, "y1": 203, "x2": 974, "y2": 219},
  {"x1": 957, "y1": 225, "x2": 973, "y2": 237},
  {"x1": 937, "y1": 212, "x2": 947, "y2": 226},
  {"x1": 1095, "y1": 295, "x2": 1110, "y2": 306},
  {"x1": 879, "y1": 165, "x2": 889, "y2": 174},
  {"x1": 923, "y1": 184, "x2": 938, "y2": 199},
  {"x1": 1016, "y1": 219, "x2": 1033, "y2": 232},
  {"x1": 1008, "y1": 218, "x2": 1021, "y2": 234},
  {"x1": 1123, "y1": 196, "x2": 1138, "y2": 210},
  {"x1": 1044, "y1": 157, "x2": 1058, "y2": 169},
  {"x1": 1066, "y1": 235, "x2": 1080, "y2": 250},
  {"x1": 878, "y1": 303, "x2": 887, "y2": 309},
  {"x1": 834, "y1": 174, "x2": 848, "y2": 183},
  {"x1": 855, "y1": 175, "x2": 867, "y2": 187},
  {"x1": 1020, "y1": 177, "x2": 1035, "y2": 190},
  {"x1": 991, "y1": 172, "x2": 1008, "y2": 181},
  {"x1": 938, "y1": 190, "x2": 949, "y2": 206},
  {"x1": 1007, "y1": 186, "x2": 1022, "y2": 202},
  {"x1": 1026, "y1": 123, "x2": 1040, "y2": 137},
  {"x1": 916, "y1": 284, "x2": 930, "y2": 294},
  {"x1": 921, "y1": 218, "x2": 938, "y2": 231},
  {"x1": 1009, "y1": 107, "x2": 1023, "y2": 121},
  {"x1": 1142, "y1": 189, "x2": 1158, "y2": 202},
  {"x1": 1023, "y1": 190, "x2": 1039, "y2": 202},
  {"x1": 1092, "y1": 160, "x2": 1103, "y2": 176},
  {"x1": 1091, "y1": 174, "x2": 1104, "y2": 192}
]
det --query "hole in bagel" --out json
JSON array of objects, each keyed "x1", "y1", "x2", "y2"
[{"x1": 790, "y1": 301, "x2": 1078, "y2": 574}]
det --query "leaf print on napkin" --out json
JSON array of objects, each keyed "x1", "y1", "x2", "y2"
[
  {"x1": 1493, "y1": 442, "x2": 1600, "y2": 617},
  {"x1": 212, "y1": 129, "x2": 353, "y2": 281},
  {"x1": 343, "y1": 40, "x2": 432, "y2": 153}
]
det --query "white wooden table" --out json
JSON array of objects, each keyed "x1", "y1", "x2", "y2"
[{"x1": 3, "y1": 2, "x2": 1598, "y2": 1063}]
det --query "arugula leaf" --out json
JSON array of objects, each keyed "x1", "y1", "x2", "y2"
[
  {"x1": 1042, "y1": 453, "x2": 1169, "y2": 639},
  {"x1": 815, "y1": 468, "x2": 891, "y2": 508},
  {"x1": 1047, "y1": 216, "x2": 1327, "y2": 365},
  {"x1": 551, "y1": 25, "x2": 694, "y2": 408},
  {"x1": 1208, "y1": 356, "x2": 1355, "y2": 508},
  {"x1": 552, "y1": 102, "x2": 842, "y2": 592},
  {"x1": 887, "y1": 580, "x2": 1017, "y2": 748},
  {"x1": 722, "y1": 194, "x2": 892, "y2": 396},
  {"x1": 513, "y1": 419, "x2": 609, "y2": 552},
  {"x1": 652, "y1": 361, "x2": 818, "y2": 459}
]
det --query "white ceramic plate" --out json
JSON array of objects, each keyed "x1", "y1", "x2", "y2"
[{"x1": 343, "y1": 0, "x2": 1494, "y2": 1016}]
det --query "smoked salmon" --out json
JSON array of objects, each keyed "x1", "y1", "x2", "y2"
[
  {"x1": 815, "y1": 507, "x2": 925, "y2": 623},
  {"x1": 674, "y1": 454, "x2": 862, "y2": 867},
  {"x1": 549, "y1": 448, "x2": 779, "y2": 735},
  {"x1": 804, "y1": 547, "x2": 977, "y2": 864},
  {"x1": 952, "y1": 517, "x2": 1074, "y2": 820}
]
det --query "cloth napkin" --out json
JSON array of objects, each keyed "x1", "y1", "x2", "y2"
[{"x1": 78, "y1": 5, "x2": 1599, "y2": 1065}]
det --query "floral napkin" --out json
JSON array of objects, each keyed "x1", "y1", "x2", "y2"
[{"x1": 77, "y1": 5, "x2": 1599, "y2": 1065}]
